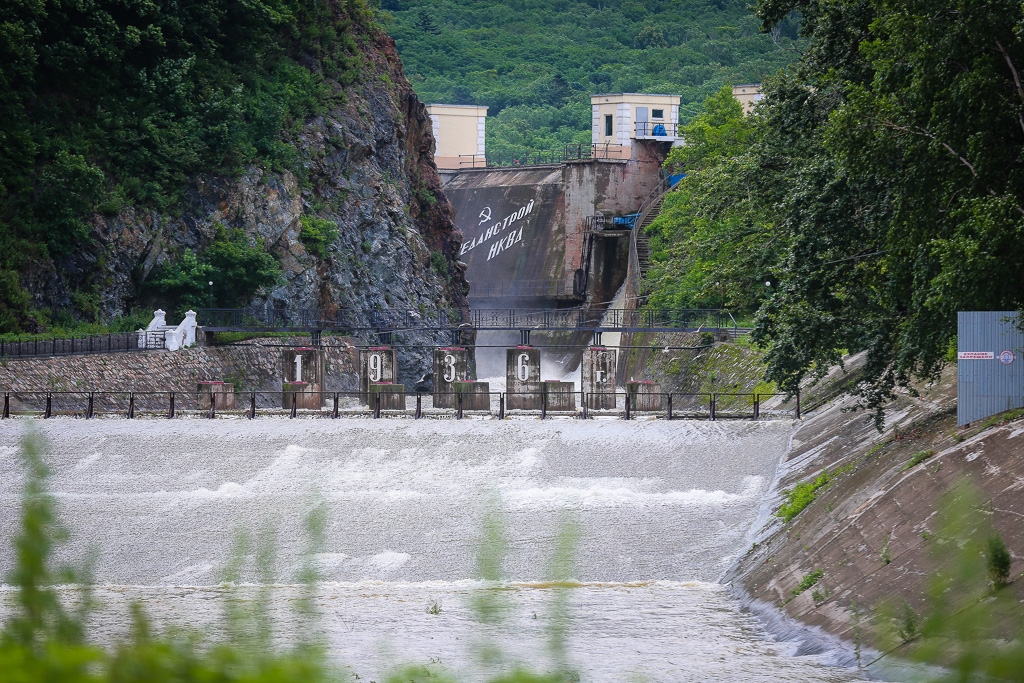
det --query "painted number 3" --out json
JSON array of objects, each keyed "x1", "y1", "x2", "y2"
[
  {"x1": 369, "y1": 354, "x2": 382, "y2": 382},
  {"x1": 443, "y1": 354, "x2": 457, "y2": 383}
]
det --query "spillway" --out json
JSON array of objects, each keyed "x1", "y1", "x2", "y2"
[{"x1": 0, "y1": 419, "x2": 869, "y2": 681}]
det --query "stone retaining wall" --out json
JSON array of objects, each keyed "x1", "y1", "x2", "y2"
[{"x1": 0, "y1": 339, "x2": 360, "y2": 394}]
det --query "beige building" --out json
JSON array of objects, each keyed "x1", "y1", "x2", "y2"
[
  {"x1": 425, "y1": 104, "x2": 488, "y2": 169},
  {"x1": 591, "y1": 93, "x2": 681, "y2": 159},
  {"x1": 732, "y1": 84, "x2": 763, "y2": 114}
]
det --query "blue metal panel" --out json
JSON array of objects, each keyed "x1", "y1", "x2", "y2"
[{"x1": 957, "y1": 311, "x2": 1024, "y2": 425}]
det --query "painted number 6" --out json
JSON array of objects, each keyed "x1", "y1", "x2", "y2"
[{"x1": 517, "y1": 353, "x2": 530, "y2": 381}]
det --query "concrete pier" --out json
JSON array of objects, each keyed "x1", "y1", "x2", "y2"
[
  {"x1": 543, "y1": 380, "x2": 576, "y2": 411},
  {"x1": 628, "y1": 380, "x2": 664, "y2": 412},
  {"x1": 433, "y1": 347, "x2": 469, "y2": 408},
  {"x1": 282, "y1": 381, "x2": 321, "y2": 410},
  {"x1": 197, "y1": 382, "x2": 235, "y2": 410},
  {"x1": 506, "y1": 346, "x2": 541, "y2": 410},
  {"x1": 454, "y1": 380, "x2": 490, "y2": 411},
  {"x1": 369, "y1": 382, "x2": 406, "y2": 410},
  {"x1": 583, "y1": 346, "x2": 617, "y2": 409},
  {"x1": 360, "y1": 347, "x2": 396, "y2": 404}
]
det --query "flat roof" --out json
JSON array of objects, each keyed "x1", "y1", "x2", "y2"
[
  {"x1": 591, "y1": 92, "x2": 681, "y2": 97},
  {"x1": 426, "y1": 103, "x2": 489, "y2": 111}
]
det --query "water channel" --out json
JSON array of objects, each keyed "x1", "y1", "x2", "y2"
[{"x1": 0, "y1": 416, "x2": 889, "y2": 681}]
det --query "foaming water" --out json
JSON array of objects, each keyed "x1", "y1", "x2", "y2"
[{"x1": 0, "y1": 419, "x2": 874, "y2": 681}]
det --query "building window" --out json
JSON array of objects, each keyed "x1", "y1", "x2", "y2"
[
  {"x1": 604, "y1": 114, "x2": 613, "y2": 137},
  {"x1": 652, "y1": 109, "x2": 664, "y2": 119}
]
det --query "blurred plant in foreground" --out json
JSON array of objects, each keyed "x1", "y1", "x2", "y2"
[
  {"x1": 0, "y1": 432, "x2": 582, "y2": 683},
  {"x1": 877, "y1": 484, "x2": 1024, "y2": 681}
]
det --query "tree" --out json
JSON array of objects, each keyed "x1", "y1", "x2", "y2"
[
  {"x1": 415, "y1": 10, "x2": 441, "y2": 34},
  {"x1": 747, "y1": 0, "x2": 1024, "y2": 421}
]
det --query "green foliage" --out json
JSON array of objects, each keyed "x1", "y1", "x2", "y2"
[
  {"x1": 298, "y1": 216, "x2": 339, "y2": 259},
  {"x1": 875, "y1": 486, "x2": 1024, "y2": 680},
  {"x1": 0, "y1": 0, "x2": 371, "y2": 331},
  {"x1": 388, "y1": 0, "x2": 802, "y2": 158},
  {"x1": 430, "y1": 249, "x2": 450, "y2": 282},
  {"x1": 147, "y1": 227, "x2": 281, "y2": 311},
  {"x1": 740, "y1": 0, "x2": 1024, "y2": 421},
  {"x1": 986, "y1": 535, "x2": 1012, "y2": 589},
  {"x1": 901, "y1": 450, "x2": 935, "y2": 472},
  {"x1": 644, "y1": 86, "x2": 773, "y2": 316},
  {"x1": 791, "y1": 569, "x2": 824, "y2": 596},
  {"x1": 0, "y1": 270, "x2": 32, "y2": 334},
  {"x1": 776, "y1": 464, "x2": 853, "y2": 522}
]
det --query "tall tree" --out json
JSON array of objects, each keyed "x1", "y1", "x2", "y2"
[{"x1": 750, "y1": 0, "x2": 1024, "y2": 420}]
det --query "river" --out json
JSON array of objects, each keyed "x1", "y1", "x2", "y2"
[{"x1": 0, "y1": 418, "x2": 873, "y2": 681}]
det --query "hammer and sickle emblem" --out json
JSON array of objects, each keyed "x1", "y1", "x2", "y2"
[{"x1": 478, "y1": 206, "x2": 492, "y2": 224}]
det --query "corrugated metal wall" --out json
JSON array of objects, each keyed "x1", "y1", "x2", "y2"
[{"x1": 958, "y1": 311, "x2": 1024, "y2": 425}]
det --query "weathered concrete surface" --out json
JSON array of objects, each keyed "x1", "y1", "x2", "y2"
[
  {"x1": 726, "y1": 364, "x2": 1024, "y2": 653},
  {"x1": 443, "y1": 142, "x2": 666, "y2": 304}
]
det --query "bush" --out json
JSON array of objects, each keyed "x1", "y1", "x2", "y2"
[
  {"x1": 147, "y1": 226, "x2": 280, "y2": 311},
  {"x1": 987, "y1": 535, "x2": 1012, "y2": 589},
  {"x1": 299, "y1": 216, "x2": 339, "y2": 259}
]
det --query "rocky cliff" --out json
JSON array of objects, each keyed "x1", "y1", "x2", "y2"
[{"x1": 22, "y1": 17, "x2": 468, "y2": 387}]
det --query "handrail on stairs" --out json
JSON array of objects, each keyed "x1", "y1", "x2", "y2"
[{"x1": 625, "y1": 176, "x2": 671, "y2": 309}]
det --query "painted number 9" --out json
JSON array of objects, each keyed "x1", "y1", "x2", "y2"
[{"x1": 369, "y1": 354, "x2": 382, "y2": 382}]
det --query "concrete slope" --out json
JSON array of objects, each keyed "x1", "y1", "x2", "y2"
[{"x1": 727, "y1": 365, "x2": 1024, "y2": 656}]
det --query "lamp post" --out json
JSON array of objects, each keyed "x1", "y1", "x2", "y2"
[{"x1": 208, "y1": 281, "x2": 214, "y2": 308}]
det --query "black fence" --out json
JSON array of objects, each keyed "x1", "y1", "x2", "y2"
[
  {"x1": 457, "y1": 143, "x2": 627, "y2": 169},
  {"x1": 0, "y1": 390, "x2": 799, "y2": 421},
  {"x1": 195, "y1": 306, "x2": 737, "y2": 334},
  {"x1": 0, "y1": 332, "x2": 163, "y2": 359}
]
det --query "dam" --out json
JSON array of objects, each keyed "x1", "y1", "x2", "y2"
[{"x1": 0, "y1": 418, "x2": 870, "y2": 682}]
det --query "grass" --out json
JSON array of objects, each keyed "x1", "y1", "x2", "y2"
[
  {"x1": 792, "y1": 569, "x2": 824, "y2": 596},
  {"x1": 901, "y1": 450, "x2": 935, "y2": 471},
  {"x1": 776, "y1": 463, "x2": 855, "y2": 522}
]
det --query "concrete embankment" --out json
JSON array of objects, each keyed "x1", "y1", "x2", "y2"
[{"x1": 726, "y1": 361, "x2": 1024, "y2": 665}]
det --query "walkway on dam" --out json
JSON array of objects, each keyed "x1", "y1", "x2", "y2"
[
  {"x1": 0, "y1": 420, "x2": 869, "y2": 682},
  {"x1": 194, "y1": 306, "x2": 738, "y2": 334}
]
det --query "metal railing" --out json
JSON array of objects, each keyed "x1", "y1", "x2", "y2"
[
  {"x1": 195, "y1": 306, "x2": 736, "y2": 333},
  {"x1": 634, "y1": 121, "x2": 678, "y2": 139},
  {"x1": 0, "y1": 389, "x2": 800, "y2": 421},
  {"x1": 457, "y1": 144, "x2": 627, "y2": 169},
  {"x1": 586, "y1": 214, "x2": 640, "y2": 231},
  {"x1": 0, "y1": 332, "x2": 164, "y2": 359}
]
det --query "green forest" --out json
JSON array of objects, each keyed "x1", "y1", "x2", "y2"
[
  {"x1": 382, "y1": 0, "x2": 801, "y2": 158},
  {"x1": 0, "y1": 0, "x2": 371, "y2": 333},
  {"x1": 644, "y1": 0, "x2": 1024, "y2": 420}
]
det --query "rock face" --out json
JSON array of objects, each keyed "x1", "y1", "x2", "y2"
[{"x1": 29, "y1": 28, "x2": 469, "y2": 389}]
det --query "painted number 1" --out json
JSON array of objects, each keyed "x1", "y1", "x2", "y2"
[{"x1": 294, "y1": 355, "x2": 303, "y2": 382}]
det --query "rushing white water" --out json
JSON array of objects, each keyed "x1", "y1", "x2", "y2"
[{"x1": 0, "y1": 418, "x2": 872, "y2": 681}]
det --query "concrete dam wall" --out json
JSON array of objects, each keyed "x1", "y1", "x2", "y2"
[{"x1": 442, "y1": 143, "x2": 666, "y2": 308}]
